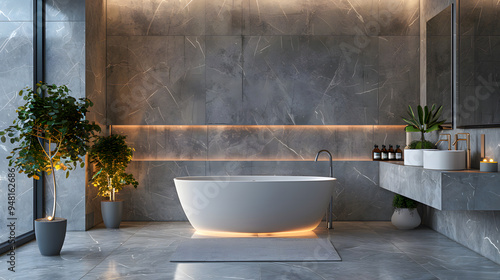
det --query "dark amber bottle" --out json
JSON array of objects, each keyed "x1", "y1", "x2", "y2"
[
  {"x1": 395, "y1": 145, "x2": 403, "y2": 161},
  {"x1": 381, "y1": 145, "x2": 388, "y2": 160},
  {"x1": 388, "y1": 145, "x2": 395, "y2": 160},
  {"x1": 372, "y1": 145, "x2": 381, "y2": 161}
]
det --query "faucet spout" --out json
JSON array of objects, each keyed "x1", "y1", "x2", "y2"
[
  {"x1": 315, "y1": 149, "x2": 334, "y2": 230},
  {"x1": 436, "y1": 133, "x2": 451, "y2": 150},
  {"x1": 315, "y1": 149, "x2": 333, "y2": 177}
]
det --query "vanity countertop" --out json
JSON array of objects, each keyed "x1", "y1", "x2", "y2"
[{"x1": 379, "y1": 161, "x2": 500, "y2": 211}]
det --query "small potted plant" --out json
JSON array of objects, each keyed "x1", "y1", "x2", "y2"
[
  {"x1": 89, "y1": 134, "x2": 138, "y2": 228},
  {"x1": 402, "y1": 104, "x2": 446, "y2": 166},
  {"x1": 0, "y1": 82, "x2": 100, "y2": 255},
  {"x1": 391, "y1": 194, "x2": 421, "y2": 230}
]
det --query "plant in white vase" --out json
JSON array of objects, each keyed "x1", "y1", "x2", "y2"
[{"x1": 391, "y1": 194, "x2": 421, "y2": 230}]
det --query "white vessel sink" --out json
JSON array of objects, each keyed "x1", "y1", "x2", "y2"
[
  {"x1": 404, "y1": 149, "x2": 436, "y2": 166},
  {"x1": 423, "y1": 150, "x2": 466, "y2": 170}
]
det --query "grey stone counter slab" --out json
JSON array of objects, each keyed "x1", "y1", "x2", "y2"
[{"x1": 379, "y1": 162, "x2": 500, "y2": 211}]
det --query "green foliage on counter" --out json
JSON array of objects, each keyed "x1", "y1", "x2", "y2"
[
  {"x1": 402, "y1": 104, "x2": 446, "y2": 149},
  {"x1": 409, "y1": 140, "x2": 436, "y2": 149}
]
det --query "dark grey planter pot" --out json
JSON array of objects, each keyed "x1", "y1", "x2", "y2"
[
  {"x1": 34, "y1": 218, "x2": 67, "y2": 256},
  {"x1": 101, "y1": 200, "x2": 123, "y2": 229}
]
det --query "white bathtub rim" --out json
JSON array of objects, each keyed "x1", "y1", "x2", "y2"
[{"x1": 174, "y1": 176, "x2": 337, "y2": 183}]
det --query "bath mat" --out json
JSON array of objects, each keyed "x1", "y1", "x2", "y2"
[{"x1": 170, "y1": 238, "x2": 341, "y2": 262}]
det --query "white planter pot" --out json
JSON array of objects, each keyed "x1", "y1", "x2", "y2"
[
  {"x1": 404, "y1": 149, "x2": 436, "y2": 166},
  {"x1": 391, "y1": 208, "x2": 421, "y2": 230}
]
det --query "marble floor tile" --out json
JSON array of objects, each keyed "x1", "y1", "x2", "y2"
[{"x1": 0, "y1": 222, "x2": 499, "y2": 280}]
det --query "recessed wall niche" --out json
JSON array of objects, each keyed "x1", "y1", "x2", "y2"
[{"x1": 112, "y1": 125, "x2": 406, "y2": 161}]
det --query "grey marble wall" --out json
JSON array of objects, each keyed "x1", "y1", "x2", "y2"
[
  {"x1": 106, "y1": 0, "x2": 420, "y2": 126},
  {"x1": 0, "y1": 0, "x2": 35, "y2": 242},
  {"x1": 118, "y1": 161, "x2": 394, "y2": 222},
  {"x1": 44, "y1": 0, "x2": 87, "y2": 231},
  {"x1": 421, "y1": 0, "x2": 500, "y2": 265}
]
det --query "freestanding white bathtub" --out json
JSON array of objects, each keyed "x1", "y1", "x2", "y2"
[{"x1": 174, "y1": 176, "x2": 336, "y2": 234}]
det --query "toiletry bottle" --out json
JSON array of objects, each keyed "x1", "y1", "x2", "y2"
[
  {"x1": 395, "y1": 145, "x2": 403, "y2": 161},
  {"x1": 381, "y1": 145, "x2": 388, "y2": 160},
  {"x1": 388, "y1": 145, "x2": 395, "y2": 160},
  {"x1": 372, "y1": 145, "x2": 381, "y2": 161}
]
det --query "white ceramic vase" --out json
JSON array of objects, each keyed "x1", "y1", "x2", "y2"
[{"x1": 391, "y1": 208, "x2": 421, "y2": 230}]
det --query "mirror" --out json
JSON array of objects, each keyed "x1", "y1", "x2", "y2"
[
  {"x1": 426, "y1": 5, "x2": 453, "y2": 125},
  {"x1": 457, "y1": 0, "x2": 500, "y2": 127}
]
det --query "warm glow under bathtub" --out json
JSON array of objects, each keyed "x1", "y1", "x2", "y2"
[{"x1": 173, "y1": 176, "x2": 336, "y2": 234}]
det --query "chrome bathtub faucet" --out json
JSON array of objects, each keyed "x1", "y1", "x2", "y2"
[{"x1": 315, "y1": 149, "x2": 334, "y2": 229}]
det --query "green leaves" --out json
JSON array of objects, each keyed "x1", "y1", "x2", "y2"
[
  {"x1": 392, "y1": 194, "x2": 418, "y2": 209},
  {"x1": 0, "y1": 82, "x2": 101, "y2": 181},
  {"x1": 89, "y1": 134, "x2": 138, "y2": 199},
  {"x1": 402, "y1": 104, "x2": 446, "y2": 136}
]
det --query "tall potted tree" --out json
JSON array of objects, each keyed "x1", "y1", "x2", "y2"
[
  {"x1": 0, "y1": 82, "x2": 100, "y2": 255},
  {"x1": 89, "y1": 134, "x2": 138, "y2": 228},
  {"x1": 402, "y1": 104, "x2": 446, "y2": 166}
]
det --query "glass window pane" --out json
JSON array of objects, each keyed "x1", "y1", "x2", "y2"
[{"x1": 0, "y1": 1, "x2": 34, "y2": 242}]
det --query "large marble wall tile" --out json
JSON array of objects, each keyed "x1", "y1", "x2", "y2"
[
  {"x1": 247, "y1": 0, "x2": 378, "y2": 36},
  {"x1": 378, "y1": 0, "x2": 420, "y2": 36},
  {"x1": 373, "y1": 125, "x2": 407, "y2": 148},
  {"x1": 460, "y1": 0, "x2": 500, "y2": 36},
  {"x1": 243, "y1": 35, "x2": 379, "y2": 125},
  {"x1": 333, "y1": 126, "x2": 374, "y2": 160},
  {"x1": 378, "y1": 36, "x2": 420, "y2": 124},
  {"x1": 0, "y1": 0, "x2": 32, "y2": 21},
  {"x1": 120, "y1": 161, "x2": 206, "y2": 221},
  {"x1": 107, "y1": 0, "x2": 205, "y2": 36},
  {"x1": 206, "y1": 0, "x2": 243, "y2": 35},
  {"x1": 332, "y1": 161, "x2": 393, "y2": 221},
  {"x1": 45, "y1": 21, "x2": 86, "y2": 96},
  {"x1": 206, "y1": 36, "x2": 243, "y2": 124},
  {"x1": 112, "y1": 126, "x2": 208, "y2": 161},
  {"x1": 107, "y1": 36, "x2": 206, "y2": 125},
  {"x1": 46, "y1": 0, "x2": 85, "y2": 22}
]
